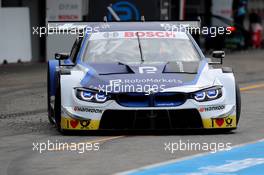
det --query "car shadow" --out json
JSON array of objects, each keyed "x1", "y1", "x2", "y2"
[{"x1": 61, "y1": 129, "x2": 236, "y2": 136}]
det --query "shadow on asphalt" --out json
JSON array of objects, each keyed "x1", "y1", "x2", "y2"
[{"x1": 60, "y1": 129, "x2": 236, "y2": 136}]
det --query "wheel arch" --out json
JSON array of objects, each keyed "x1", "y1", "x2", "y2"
[{"x1": 48, "y1": 60, "x2": 59, "y2": 97}]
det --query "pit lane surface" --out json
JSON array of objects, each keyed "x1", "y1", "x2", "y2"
[{"x1": 0, "y1": 50, "x2": 264, "y2": 175}]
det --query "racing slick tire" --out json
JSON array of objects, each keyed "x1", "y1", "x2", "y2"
[
  {"x1": 47, "y1": 64, "x2": 55, "y2": 125},
  {"x1": 236, "y1": 82, "x2": 241, "y2": 125},
  {"x1": 54, "y1": 74, "x2": 63, "y2": 133}
]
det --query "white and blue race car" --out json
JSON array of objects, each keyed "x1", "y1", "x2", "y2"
[{"x1": 47, "y1": 22, "x2": 241, "y2": 132}]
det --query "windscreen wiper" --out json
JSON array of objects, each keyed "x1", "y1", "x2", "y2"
[{"x1": 136, "y1": 32, "x2": 144, "y2": 63}]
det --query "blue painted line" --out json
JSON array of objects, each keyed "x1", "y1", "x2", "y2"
[{"x1": 124, "y1": 140, "x2": 264, "y2": 175}]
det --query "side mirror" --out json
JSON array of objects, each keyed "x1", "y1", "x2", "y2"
[
  {"x1": 55, "y1": 53, "x2": 74, "y2": 67},
  {"x1": 212, "y1": 51, "x2": 225, "y2": 59},
  {"x1": 210, "y1": 51, "x2": 225, "y2": 65},
  {"x1": 55, "y1": 53, "x2": 69, "y2": 60}
]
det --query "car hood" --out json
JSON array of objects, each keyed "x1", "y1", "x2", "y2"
[{"x1": 80, "y1": 61, "x2": 213, "y2": 93}]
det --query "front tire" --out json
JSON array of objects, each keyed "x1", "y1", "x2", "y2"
[
  {"x1": 47, "y1": 64, "x2": 55, "y2": 125},
  {"x1": 54, "y1": 74, "x2": 62, "y2": 132},
  {"x1": 236, "y1": 82, "x2": 241, "y2": 125}
]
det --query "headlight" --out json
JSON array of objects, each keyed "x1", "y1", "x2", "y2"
[
  {"x1": 76, "y1": 89, "x2": 108, "y2": 103},
  {"x1": 192, "y1": 87, "x2": 222, "y2": 102},
  {"x1": 95, "y1": 93, "x2": 107, "y2": 102},
  {"x1": 207, "y1": 89, "x2": 219, "y2": 99},
  {"x1": 194, "y1": 91, "x2": 206, "y2": 101},
  {"x1": 81, "y1": 91, "x2": 93, "y2": 101}
]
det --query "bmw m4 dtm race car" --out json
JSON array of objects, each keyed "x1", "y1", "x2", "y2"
[{"x1": 47, "y1": 21, "x2": 241, "y2": 133}]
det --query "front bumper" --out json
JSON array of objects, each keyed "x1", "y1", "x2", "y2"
[{"x1": 60, "y1": 98, "x2": 237, "y2": 130}]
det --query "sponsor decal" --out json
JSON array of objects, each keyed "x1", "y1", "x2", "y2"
[
  {"x1": 61, "y1": 117, "x2": 100, "y2": 130},
  {"x1": 225, "y1": 117, "x2": 233, "y2": 127},
  {"x1": 103, "y1": 32, "x2": 119, "y2": 38},
  {"x1": 89, "y1": 31, "x2": 188, "y2": 40},
  {"x1": 95, "y1": 78, "x2": 183, "y2": 94},
  {"x1": 73, "y1": 107, "x2": 103, "y2": 113},
  {"x1": 211, "y1": 117, "x2": 234, "y2": 128},
  {"x1": 109, "y1": 79, "x2": 122, "y2": 86},
  {"x1": 116, "y1": 78, "x2": 183, "y2": 84},
  {"x1": 80, "y1": 120, "x2": 91, "y2": 128},
  {"x1": 70, "y1": 119, "x2": 79, "y2": 128},
  {"x1": 202, "y1": 115, "x2": 236, "y2": 128},
  {"x1": 124, "y1": 31, "x2": 176, "y2": 38},
  {"x1": 199, "y1": 105, "x2": 225, "y2": 113},
  {"x1": 68, "y1": 119, "x2": 91, "y2": 129},
  {"x1": 138, "y1": 66, "x2": 157, "y2": 74},
  {"x1": 214, "y1": 118, "x2": 224, "y2": 127}
]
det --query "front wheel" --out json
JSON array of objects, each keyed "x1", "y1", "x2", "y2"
[
  {"x1": 219, "y1": 81, "x2": 241, "y2": 133},
  {"x1": 236, "y1": 82, "x2": 241, "y2": 125},
  {"x1": 47, "y1": 64, "x2": 55, "y2": 125},
  {"x1": 54, "y1": 75, "x2": 62, "y2": 132}
]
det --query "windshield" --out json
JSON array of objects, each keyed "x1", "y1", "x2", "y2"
[{"x1": 82, "y1": 31, "x2": 201, "y2": 63}]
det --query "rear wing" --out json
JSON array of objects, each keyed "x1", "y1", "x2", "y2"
[
  {"x1": 47, "y1": 22, "x2": 107, "y2": 32},
  {"x1": 47, "y1": 21, "x2": 201, "y2": 27}
]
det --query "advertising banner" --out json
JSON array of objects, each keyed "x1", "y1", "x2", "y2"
[
  {"x1": 46, "y1": 0, "x2": 83, "y2": 21},
  {"x1": 212, "y1": 0, "x2": 233, "y2": 20}
]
